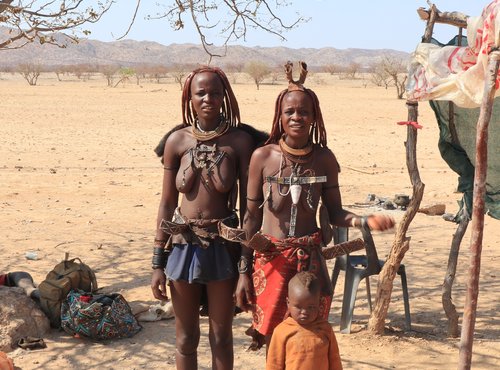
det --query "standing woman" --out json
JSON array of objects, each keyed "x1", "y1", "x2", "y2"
[
  {"x1": 151, "y1": 66, "x2": 254, "y2": 370},
  {"x1": 235, "y1": 62, "x2": 394, "y2": 350}
]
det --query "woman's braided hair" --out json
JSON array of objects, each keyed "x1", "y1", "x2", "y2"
[
  {"x1": 266, "y1": 61, "x2": 327, "y2": 147},
  {"x1": 181, "y1": 66, "x2": 240, "y2": 128}
]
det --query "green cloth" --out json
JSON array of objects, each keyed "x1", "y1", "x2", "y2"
[
  {"x1": 427, "y1": 34, "x2": 499, "y2": 221},
  {"x1": 429, "y1": 100, "x2": 500, "y2": 220}
]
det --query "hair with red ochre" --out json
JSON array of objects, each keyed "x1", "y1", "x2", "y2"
[{"x1": 181, "y1": 66, "x2": 240, "y2": 128}]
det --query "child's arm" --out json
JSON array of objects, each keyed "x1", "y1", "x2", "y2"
[
  {"x1": 266, "y1": 331, "x2": 286, "y2": 370},
  {"x1": 329, "y1": 328, "x2": 343, "y2": 370}
]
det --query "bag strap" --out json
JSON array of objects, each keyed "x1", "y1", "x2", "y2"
[
  {"x1": 65, "y1": 257, "x2": 98, "y2": 292},
  {"x1": 87, "y1": 264, "x2": 98, "y2": 292}
]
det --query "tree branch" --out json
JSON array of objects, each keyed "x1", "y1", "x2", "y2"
[
  {"x1": 116, "y1": 0, "x2": 141, "y2": 40},
  {"x1": 0, "y1": 0, "x2": 113, "y2": 50},
  {"x1": 147, "y1": 0, "x2": 306, "y2": 60}
]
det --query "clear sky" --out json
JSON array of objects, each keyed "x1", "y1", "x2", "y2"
[{"x1": 85, "y1": 1, "x2": 486, "y2": 52}]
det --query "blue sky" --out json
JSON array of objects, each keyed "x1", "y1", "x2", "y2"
[{"x1": 85, "y1": 1, "x2": 485, "y2": 52}]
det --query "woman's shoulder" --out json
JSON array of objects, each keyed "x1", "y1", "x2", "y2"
[
  {"x1": 314, "y1": 145, "x2": 340, "y2": 172},
  {"x1": 314, "y1": 145, "x2": 337, "y2": 160},
  {"x1": 167, "y1": 125, "x2": 191, "y2": 138},
  {"x1": 164, "y1": 126, "x2": 192, "y2": 146},
  {"x1": 314, "y1": 144, "x2": 334, "y2": 155},
  {"x1": 154, "y1": 124, "x2": 189, "y2": 158},
  {"x1": 253, "y1": 143, "x2": 279, "y2": 159}
]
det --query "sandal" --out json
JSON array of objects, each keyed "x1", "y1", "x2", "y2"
[{"x1": 17, "y1": 337, "x2": 47, "y2": 350}]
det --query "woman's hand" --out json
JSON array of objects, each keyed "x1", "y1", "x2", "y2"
[
  {"x1": 234, "y1": 273, "x2": 254, "y2": 312},
  {"x1": 151, "y1": 269, "x2": 169, "y2": 301},
  {"x1": 367, "y1": 214, "x2": 395, "y2": 231}
]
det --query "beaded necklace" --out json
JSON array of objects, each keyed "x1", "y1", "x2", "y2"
[
  {"x1": 180, "y1": 117, "x2": 229, "y2": 189},
  {"x1": 191, "y1": 117, "x2": 229, "y2": 142}
]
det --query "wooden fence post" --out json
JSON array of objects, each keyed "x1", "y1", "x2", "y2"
[{"x1": 458, "y1": 49, "x2": 500, "y2": 370}]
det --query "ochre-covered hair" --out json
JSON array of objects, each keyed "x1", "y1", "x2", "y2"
[
  {"x1": 266, "y1": 61, "x2": 327, "y2": 147},
  {"x1": 181, "y1": 66, "x2": 240, "y2": 128},
  {"x1": 288, "y1": 271, "x2": 320, "y2": 296}
]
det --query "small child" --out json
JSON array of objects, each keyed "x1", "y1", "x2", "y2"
[{"x1": 266, "y1": 271, "x2": 343, "y2": 370}]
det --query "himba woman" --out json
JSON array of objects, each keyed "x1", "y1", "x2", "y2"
[
  {"x1": 150, "y1": 66, "x2": 258, "y2": 370},
  {"x1": 235, "y1": 61, "x2": 395, "y2": 350}
]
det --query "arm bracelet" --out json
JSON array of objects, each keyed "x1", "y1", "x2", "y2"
[
  {"x1": 237, "y1": 255, "x2": 253, "y2": 274},
  {"x1": 152, "y1": 246, "x2": 169, "y2": 270},
  {"x1": 350, "y1": 216, "x2": 369, "y2": 229}
]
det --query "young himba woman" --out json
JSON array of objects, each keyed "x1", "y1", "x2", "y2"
[
  {"x1": 235, "y1": 62, "x2": 395, "y2": 350},
  {"x1": 150, "y1": 66, "x2": 255, "y2": 370}
]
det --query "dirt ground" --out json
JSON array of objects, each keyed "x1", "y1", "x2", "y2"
[{"x1": 0, "y1": 72, "x2": 498, "y2": 369}]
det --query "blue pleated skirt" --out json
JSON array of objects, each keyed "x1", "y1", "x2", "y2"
[{"x1": 165, "y1": 239, "x2": 239, "y2": 284}]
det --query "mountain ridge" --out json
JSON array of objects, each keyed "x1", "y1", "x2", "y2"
[{"x1": 0, "y1": 26, "x2": 409, "y2": 68}]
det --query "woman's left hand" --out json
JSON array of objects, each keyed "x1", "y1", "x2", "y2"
[
  {"x1": 151, "y1": 269, "x2": 169, "y2": 301},
  {"x1": 234, "y1": 273, "x2": 254, "y2": 312}
]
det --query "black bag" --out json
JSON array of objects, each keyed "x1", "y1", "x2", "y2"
[{"x1": 61, "y1": 290, "x2": 142, "y2": 340}]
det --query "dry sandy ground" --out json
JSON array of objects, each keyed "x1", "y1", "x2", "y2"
[{"x1": 0, "y1": 73, "x2": 498, "y2": 369}]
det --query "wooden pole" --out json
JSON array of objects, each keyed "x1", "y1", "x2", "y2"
[
  {"x1": 442, "y1": 26, "x2": 466, "y2": 339},
  {"x1": 458, "y1": 50, "x2": 500, "y2": 370},
  {"x1": 367, "y1": 103, "x2": 424, "y2": 333},
  {"x1": 442, "y1": 214, "x2": 469, "y2": 337},
  {"x1": 367, "y1": 5, "x2": 437, "y2": 334},
  {"x1": 417, "y1": 7, "x2": 468, "y2": 28}
]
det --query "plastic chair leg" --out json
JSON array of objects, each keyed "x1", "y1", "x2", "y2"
[
  {"x1": 399, "y1": 265, "x2": 411, "y2": 331},
  {"x1": 331, "y1": 263, "x2": 341, "y2": 293},
  {"x1": 340, "y1": 270, "x2": 363, "y2": 334},
  {"x1": 365, "y1": 276, "x2": 372, "y2": 313}
]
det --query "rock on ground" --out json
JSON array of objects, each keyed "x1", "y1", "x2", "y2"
[{"x1": 0, "y1": 287, "x2": 50, "y2": 352}]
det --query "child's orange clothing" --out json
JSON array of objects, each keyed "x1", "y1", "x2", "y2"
[{"x1": 266, "y1": 317, "x2": 342, "y2": 370}]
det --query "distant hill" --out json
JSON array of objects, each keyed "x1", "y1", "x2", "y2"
[{"x1": 0, "y1": 26, "x2": 409, "y2": 69}]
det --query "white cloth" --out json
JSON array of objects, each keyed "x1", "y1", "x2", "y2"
[{"x1": 407, "y1": 0, "x2": 500, "y2": 107}]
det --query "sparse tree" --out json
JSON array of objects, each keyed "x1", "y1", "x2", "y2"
[
  {"x1": 323, "y1": 64, "x2": 339, "y2": 76},
  {"x1": 52, "y1": 66, "x2": 65, "y2": 82},
  {"x1": 225, "y1": 62, "x2": 244, "y2": 73},
  {"x1": 169, "y1": 64, "x2": 189, "y2": 90},
  {"x1": 100, "y1": 64, "x2": 119, "y2": 86},
  {"x1": 18, "y1": 62, "x2": 41, "y2": 85},
  {"x1": 269, "y1": 65, "x2": 284, "y2": 85},
  {"x1": 134, "y1": 63, "x2": 152, "y2": 85},
  {"x1": 0, "y1": 64, "x2": 14, "y2": 74},
  {"x1": 114, "y1": 67, "x2": 135, "y2": 88},
  {"x1": 380, "y1": 55, "x2": 408, "y2": 99},
  {"x1": 244, "y1": 61, "x2": 271, "y2": 90},
  {"x1": 70, "y1": 63, "x2": 95, "y2": 81},
  {"x1": 225, "y1": 62, "x2": 244, "y2": 84},
  {"x1": 370, "y1": 63, "x2": 392, "y2": 89},
  {"x1": 150, "y1": 65, "x2": 169, "y2": 84},
  {"x1": 345, "y1": 62, "x2": 360, "y2": 79}
]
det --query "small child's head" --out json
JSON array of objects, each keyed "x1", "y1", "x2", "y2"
[{"x1": 287, "y1": 271, "x2": 321, "y2": 325}]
